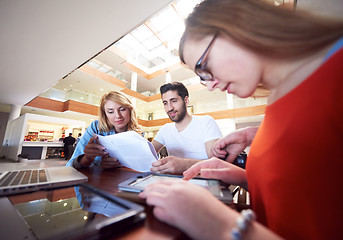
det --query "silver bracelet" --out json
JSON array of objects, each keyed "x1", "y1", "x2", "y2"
[{"x1": 230, "y1": 209, "x2": 256, "y2": 240}]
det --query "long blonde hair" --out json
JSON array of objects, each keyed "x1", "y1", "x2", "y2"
[
  {"x1": 98, "y1": 91, "x2": 141, "y2": 133},
  {"x1": 179, "y1": 0, "x2": 343, "y2": 61}
]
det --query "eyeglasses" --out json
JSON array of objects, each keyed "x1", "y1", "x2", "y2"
[{"x1": 195, "y1": 33, "x2": 218, "y2": 86}]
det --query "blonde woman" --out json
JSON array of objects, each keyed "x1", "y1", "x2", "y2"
[{"x1": 67, "y1": 91, "x2": 141, "y2": 169}]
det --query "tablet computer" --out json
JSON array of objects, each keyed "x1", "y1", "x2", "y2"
[
  {"x1": 1, "y1": 183, "x2": 145, "y2": 240},
  {"x1": 118, "y1": 173, "x2": 232, "y2": 204}
]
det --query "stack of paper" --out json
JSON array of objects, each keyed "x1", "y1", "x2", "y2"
[{"x1": 97, "y1": 131, "x2": 158, "y2": 172}]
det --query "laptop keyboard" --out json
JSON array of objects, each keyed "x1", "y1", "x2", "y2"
[{"x1": 0, "y1": 169, "x2": 47, "y2": 187}]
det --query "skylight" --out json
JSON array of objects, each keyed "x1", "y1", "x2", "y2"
[{"x1": 115, "y1": 0, "x2": 202, "y2": 71}]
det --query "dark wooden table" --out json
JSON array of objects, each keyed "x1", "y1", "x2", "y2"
[{"x1": 79, "y1": 166, "x2": 190, "y2": 240}]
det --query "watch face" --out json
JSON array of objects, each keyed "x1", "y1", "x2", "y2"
[{"x1": 233, "y1": 152, "x2": 247, "y2": 169}]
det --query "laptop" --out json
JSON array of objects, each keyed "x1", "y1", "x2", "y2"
[{"x1": 0, "y1": 166, "x2": 87, "y2": 196}]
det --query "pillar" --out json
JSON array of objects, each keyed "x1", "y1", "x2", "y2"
[
  {"x1": 131, "y1": 72, "x2": 137, "y2": 107},
  {"x1": 226, "y1": 93, "x2": 234, "y2": 110},
  {"x1": 1, "y1": 105, "x2": 21, "y2": 159},
  {"x1": 165, "y1": 71, "x2": 171, "y2": 83},
  {"x1": 8, "y1": 105, "x2": 21, "y2": 122},
  {"x1": 225, "y1": 93, "x2": 236, "y2": 134}
]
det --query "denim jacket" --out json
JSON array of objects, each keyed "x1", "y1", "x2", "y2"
[{"x1": 66, "y1": 120, "x2": 116, "y2": 168}]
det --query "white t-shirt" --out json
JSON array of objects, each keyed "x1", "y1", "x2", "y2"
[{"x1": 154, "y1": 115, "x2": 222, "y2": 159}]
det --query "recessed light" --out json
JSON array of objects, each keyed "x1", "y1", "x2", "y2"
[{"x1": 100, "y1": 88, "x2": 104, "y2": 91}]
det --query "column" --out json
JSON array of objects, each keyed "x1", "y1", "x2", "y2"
[
  {"x1": 165, "y1": 71, "x2": 171, "y2": 83},
  {"x1": 1, "y1": 105, "x2": 21, "y2": 160},
  {"x1": 226, "y1": 93, "x2": 234, "y2": 110},
  {"x1": 8, "y1": 105, "x2": 21, "y2": 122},
  {"x1": 131, "y1": 72, "x2": 137, "y2": 107},
  {"x1": 225, "y1": 93, "x2": 236, "y2": 135}
]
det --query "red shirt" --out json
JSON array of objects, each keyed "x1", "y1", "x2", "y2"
[{"x1": 247, "y1": 49, "x2": 343, "y2": 239}]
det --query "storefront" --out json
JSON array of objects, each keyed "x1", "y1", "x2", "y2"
[{"x1": 4, "y1": 113, "x2": 86, "y2": 161}]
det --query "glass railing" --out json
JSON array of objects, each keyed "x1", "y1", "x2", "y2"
[{"x1": 40, "y1": 88, "x2": 101, "y2": 106}]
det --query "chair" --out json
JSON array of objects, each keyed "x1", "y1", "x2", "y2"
[{"x1": 232, "y1": 151, "x2": 251, "y2": 211}]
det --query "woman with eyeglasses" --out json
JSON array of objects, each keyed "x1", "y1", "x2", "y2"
[
  {"x1": 66, "y1": 91, "x2": 142, "y2": 169},
  {"x1": 139, "y1": 0, "x2": 343, "y2": 239}
]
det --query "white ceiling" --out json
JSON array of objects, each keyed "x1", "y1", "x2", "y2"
[
  {"x1": 0, "y1": 0, "x2": 172, "y2": 107},
  {"x1": 0, "y1": 0, "x2": 267, "y2": 127},
  {"x1": 1, "y1": 0, "x2": 341, "y2": 129}
]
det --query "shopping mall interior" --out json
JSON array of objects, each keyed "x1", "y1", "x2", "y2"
[{"x1": 0, "y1": 0, "x2": 342, "y2": 161}]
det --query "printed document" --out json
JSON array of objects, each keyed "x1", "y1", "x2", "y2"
[{"x1": 97, "y1": 131, "x2": 158, "y2": 172}]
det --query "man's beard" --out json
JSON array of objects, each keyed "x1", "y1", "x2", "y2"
[{"x1": 168, "y1": 103, "x2": 187, "y2": 123}]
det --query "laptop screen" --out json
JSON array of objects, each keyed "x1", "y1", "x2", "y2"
[{"x1": 6, "y1": 184, "x2": 145, "y2": 239}]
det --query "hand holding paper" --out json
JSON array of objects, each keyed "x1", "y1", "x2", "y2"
[{"x1": 97, "y1": 131, "x2": 158, "y2": 172}]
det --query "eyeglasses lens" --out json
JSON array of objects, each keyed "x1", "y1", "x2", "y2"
[
  {"x1": 195, "y1": 33, "x2": 218, "y2": 85},
  {"x1": 196, "y1": 68, "x2": 213, "y2": 81}
]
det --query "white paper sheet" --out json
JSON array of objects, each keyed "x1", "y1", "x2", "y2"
[{"x1": 97, "y1": 131, "x2": 158, "y2": 172}]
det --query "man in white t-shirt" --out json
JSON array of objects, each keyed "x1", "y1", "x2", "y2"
[{"x1": 151, "y1": 82, "x2": 222, "y2": 174}]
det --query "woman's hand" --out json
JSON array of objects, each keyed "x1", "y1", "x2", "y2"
[
  {"x1": 101, "y1": 155, "x2": 121, "y2": 169},
  {"x1": 140, "y1": 179, "x2": 282, "y2": 240},
  {"x1": 79, "y1": 135, "x2": 107, "y2": 167},
  {"x1": 139, "y1": 180, "x2": 238, "y2": 240},
  {"x1": 183, "y1": 158, "x2": 247, "y2": 187},
  {"x1": 212, "y1": 127, "x2": 258, "y2": 162}
]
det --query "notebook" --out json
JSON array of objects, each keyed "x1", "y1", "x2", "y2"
[{"x1": 0, "y1": 166, "x2": 87, "y2": 196}]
